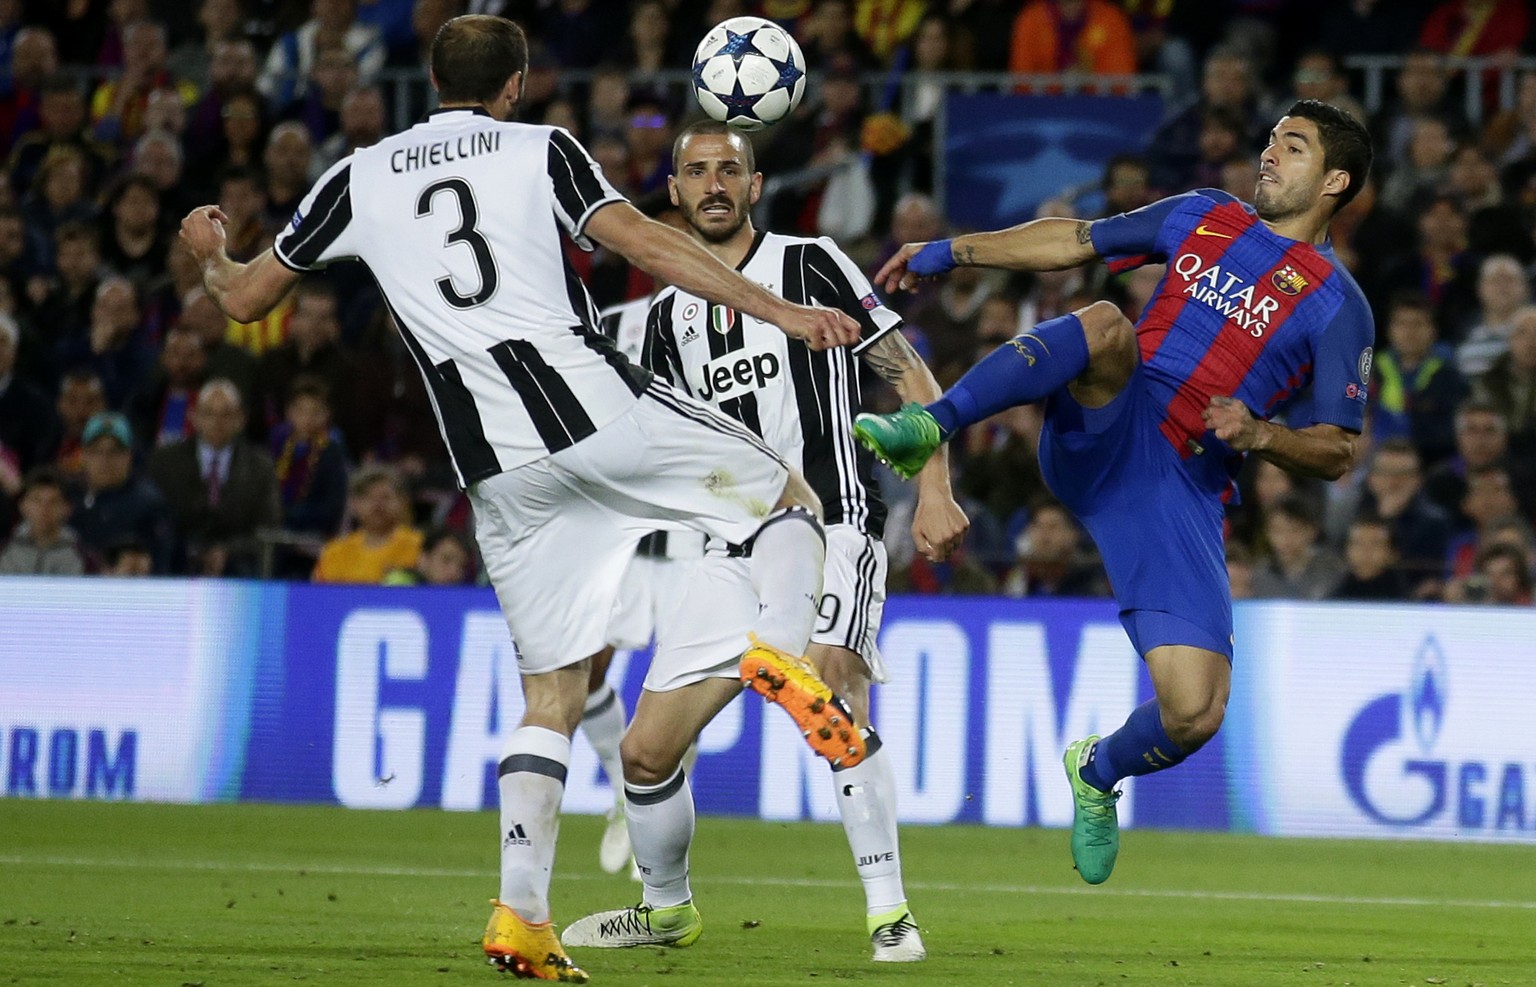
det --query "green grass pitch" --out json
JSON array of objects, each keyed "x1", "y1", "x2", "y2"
[{"x1": 2, "y1": 800, "x2": 1533, "y2": 986}]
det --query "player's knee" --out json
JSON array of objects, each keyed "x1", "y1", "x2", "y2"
[
  {"x1": 1162, "y1": 697, "x2": 1226, "y2": 753},
  {"x1": 620, "y1": 734, "x2": 683, "y2": 787},
  {"x1": 1077, "y1": 300, "x2": 1136, "y2": 365}
]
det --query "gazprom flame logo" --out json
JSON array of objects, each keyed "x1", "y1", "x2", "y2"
[
  {"x1": 1340, "y1": 635, "x2": 1449, "y2": 825},
  {"x1": 1271, "y1": 264, "x2": 1308, "y2": 296}
]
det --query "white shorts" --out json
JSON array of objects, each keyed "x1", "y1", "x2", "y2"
[
  {"x1": 470, "y1": 383, "x2": 788, "y2": 673},
  {"x1": 605, "y1": 534, "x2": 702, "y2": 651},
  {"x1": 645, "y1": 524, "x2": 888, "y2": 692}
]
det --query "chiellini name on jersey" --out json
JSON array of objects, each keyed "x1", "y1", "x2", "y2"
[{"x1": 390, "y1": 130, "x2": 502, "y2": 173}]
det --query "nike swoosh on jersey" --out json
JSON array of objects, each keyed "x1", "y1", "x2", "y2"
[{"x1": 1194, "y1": 225, "x2": 1234, "y2": 239}]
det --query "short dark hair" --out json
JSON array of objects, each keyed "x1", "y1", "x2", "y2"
[
  {"x1": 1387, "y1": 290, "x2": 1433, "y2": 321},
  {"x1": 431, "y1": 15, "x2": 528, "y2": 105},
  {"x1": 1283, "y1": 99, "x2": 1373, "y2": 214},
  {"x1": 671, "y1": 119, "x2": 755, "y2": 174},
  {"x1": 21, "y1": 465, "x2": 68, "y2": 498},
  {"x1": 1272, "y1": 492, "x2": 1321, "y2": 529},
  {"x1": 54, "y1": 219, "x2": 100, "y2": 250},
  {"x1": 1477, "y1": 542, "x2": 1533, "y2": 592},
  {"x1": 286, "y1": 374, "x2": 332, "y2": 408}
]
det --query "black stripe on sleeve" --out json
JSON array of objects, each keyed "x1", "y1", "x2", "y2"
[
  {"x1": 548, "y1": 129, "x2": 609, "y2": 228},
  {"x1": 490, "y1": 338, "x2": 597, "y2": 453},
  {"x1": 277, "y1": 164, "x2": 354, "y2": 269},
  {"x1": 643, "y1": 294, "x2": 682, "y2": 385}
]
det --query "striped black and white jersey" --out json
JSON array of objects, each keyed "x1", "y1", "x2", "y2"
[
  {"x1": 597, "y1": 295, "x2": 651, "y2": 364},
  {"x1": 272, "y1": 106, "x2": 647, "y2": 487},
  {"x1": 643, "y1": 231, "x2": 898, "y2": 536}
]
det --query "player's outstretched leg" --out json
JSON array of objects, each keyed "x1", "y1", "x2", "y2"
[
  {"x1": 856, "y1": 304, "x2": 1131, "y2": 478},
  {"x1": 740, "y1": 495, "x2": 869, "y2": 767}
]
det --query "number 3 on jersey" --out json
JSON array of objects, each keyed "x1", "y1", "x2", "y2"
[{"x1": 416, "y1": 178, "x2": 498, "y2": 309}]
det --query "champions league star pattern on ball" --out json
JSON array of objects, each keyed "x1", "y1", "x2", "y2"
[{"x1": 692, "y1": 16, "x2": 807, "y2": 131}]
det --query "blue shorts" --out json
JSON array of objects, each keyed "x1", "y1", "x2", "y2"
[{"x1": 1038, "y1": 366, "x2": 1233, "y2": 660}]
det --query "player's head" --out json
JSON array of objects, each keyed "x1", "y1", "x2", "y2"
[
  {"x1": 1255, "y1": 100, "x2": 1372, "y2": 223},
  {"x1": 430, "y1": 15, "x2": 527, "y2": 119},
  {"x1": 668, "y1": 120, "x2": 760, "y2": 245}
]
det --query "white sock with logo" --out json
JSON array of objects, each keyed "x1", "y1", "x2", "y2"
[
  {"x1": 497, "y1": 725, "x2": 571, "y2": 923},
  {"x1": 832, "y1": 741, "x2": 907, "y2": 915},
  {"x1": 749, "y1": 507, "x2": 825, "y2": 655},
  {"x1": 581, "y1": 682, "x2": 628, "y2": 806},
  {"x1": 625, "y1": 767, "x2": 694, "y2": 909}
]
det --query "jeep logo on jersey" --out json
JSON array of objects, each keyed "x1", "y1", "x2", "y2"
[
  {"x1": 1173, "y1": 252, "x2": 1284, "y2": 337},
  {"x1": 696, "y1": 348, "x2": 782, "y2": 401}
]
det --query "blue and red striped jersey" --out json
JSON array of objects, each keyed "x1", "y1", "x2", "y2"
[{"x1": 1091, "y1": 188, "x2": 1374, "y2": 495}]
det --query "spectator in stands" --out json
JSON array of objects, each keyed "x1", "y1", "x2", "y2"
[
  {"x1": 1320, "y1": 0, "x2": 1434, "y2": 58},
  {"x1": 210, "y1": 89, "x2": 269, "y2": 179},
  {"x1": 617, "y1": 0, "x2": 670, "y2": 75},
  {"x1": 383, "y1": 525, "x2": 475, "y2": 586},
  {"x1": 585, "y1": 65, "x2": 631, "y2": 142},
  {"x1": 0, "y1": 465, "x2": 84, "y2": 575},
  {"x1": 312, "y1": 464, "x2": 422, "y2": 583},
  {"x1": 99, "y1": 173, "x2": 165, "y2": 292},
  {"x1": 149, "y1": 378, "x2": 280, "y2": 576},
  {"x1": 1425, "y1": 399, "x2": 1536, "y2": 523},
  {"x1": 1477, "y1": 303, "x2": 1536, "y2": 456},
  {"x1": 101, "y1": 535, "x2": 153, "y2": 576},
  {"x1": 89, "y1": 21, "x2": 196, "y2": 147},
  {"x1": 1362, "y1": 438, "x2": 1454, "y2": 596},
  {"x1": 270, "y1": 375, "x2": 347, "y2": 536},
  {"x1": 1418, "y1": 0, "x2": 1530, "y2": 86},
  {"x1": 0, "y1": 204, "x2": 29, "y2": 299},
  {"x1": 71, "y1": 410, "x2": 172, "y2": 572},
  {"x1": 999, "y1": 497, "x2": 1108, "y2": 598},
  {"x1": 1099, "y1": 153, "x2": 1152, "y2": 218},
  {"x1": 1456, "y1": 254, "x2": 1531, "y2": 377},
  {"x1": 254, "y1": 279, "x2": 356, "y2": 444},
  {"x1": 281, "y1": 39, "x2": 356, "y2": 144},
  {"x1": 216, "y1": 164, "x2": 274, "y2": 270},
  {"x1": 63, "y1": 276, "x2": 153, "y2": 408},
  {"x1": 1379, "y1": 115, "x2": 1456, "y2": 213},
  {"x1": 1286, "y1": 49, "x2": 1366, "y2": 127},
  {"x1": 1148, "y1": 44, "x2": 1266, "y2": 192},
  {"x1": 1184, "y1": 105, "x2": 1249, "y2": 192},
  {"x1": 259, "y1": 0, "x2": 385, "y2": 111},
  {"x1": 0, "y1": 309, "x2": 51, "y2": 467},
  {"x1": 47, "y1": 368, "x2": 106, "y2": 478},
  {"x1": 7, "y1": 75, "x2": 111, "y2": 198},
  {"x1": 1252, "y1": 493, "x2": 1346, "y2": 600},
  {"x1": 1372, "y1": 194, "x2": 1481, "y2": 339},
  {"x1": 1331, "y1": 513, "x2": 1409, "y2": 602},
  {"x1": 313, "y1": 85, "x2": 384, "y2": 172},
  {"x1": 25, "y1": 220, "x2": 99, "y2": 378},
  {"x1": 0, "y1": 26, "x2": 58, "y2": 158},
  {"x1": 186, "y1": 39, "x2": 261, "y2": 167},
  {"x1": 798, "y1": 0, "x2": 879, "y2": 70},
  {"x1": 1370, "y1": 291, "x2": 1468, "y2": 465},
  {"x1": 1373, "y1": 49, "x2": 1468, "y2": 164},
  {"x1": 262, "y1": 121, "x2": 315, "y2": 225},
  {"x1": 126, "y1": 128, "x2": 191, "y2": 217},
  {"x1": 1008, "y1": 0, "x2": 1135, "y2": 79},
  {"x1": 1446, "y1": 542, "x2": 1534, "y2": 605},
  {"x1": 1444, "y1": 464, "x2": 1520, "y2": 579},
  {"x1": 21, "y1": 145, "x2": 97, "y2": 271},
  {"x1": 621, "y1": 91, "x2": 674, "y2": 197},
  {"x1": 167, "y1": 0, "x2": 248, "y2": 86},
  {"x1": 1488, "y1": 70, "x2": 1536, "y2": 167},
  {"x1": 129, "y1": 325, "x2": 207, "y2": 449},
  {"x1": 536, "y1": 0, "x2": 623, "y2": 70}
]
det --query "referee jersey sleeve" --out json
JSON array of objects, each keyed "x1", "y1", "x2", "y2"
[
  {"x1": 547, "y1": 128, "x2": 626, "y2": 251},
  {"x1": 273, "y1": 157, "x2": 358, "y2": 272},
  {"x1": 803, "y1": 238, "x2": 902, "y2": 356}
]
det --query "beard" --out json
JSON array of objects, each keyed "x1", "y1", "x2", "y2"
[
  {"x1": 1253, "y1": 177, "x2": 1310, "y2": 222},
  {"x1": 685, "y1": 198, "x2": 749, "y2": 243}
]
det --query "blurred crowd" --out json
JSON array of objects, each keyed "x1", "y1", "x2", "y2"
[{"x1": 0, "y1": 0, "x2": 1534, "y2": 609}]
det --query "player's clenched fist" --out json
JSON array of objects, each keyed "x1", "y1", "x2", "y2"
[
  {"x1": 778, "y1": 303, "x2": 860, "y2": 351},
  {"x1": 179, "y1": 205, "x2": 230, "y2": 262},
  {"x1": 1202, "y1": 395, "x2": 1265, "y2": 450}
]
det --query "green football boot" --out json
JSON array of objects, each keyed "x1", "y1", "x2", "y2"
[
  {"x1": 1063, "y1": 736, "x2": 1121, "y2": 885},
  {"x1": 853, "y1": 403, "x2": 944, "y2": 479}
]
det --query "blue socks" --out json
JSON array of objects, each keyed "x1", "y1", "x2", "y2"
[
  {"x1": 1080, "y1": 700, "x2": 1187, "y2": 792},
  {"x1": 926, "y1": 312, "x2": 1090, "y2": 438}
]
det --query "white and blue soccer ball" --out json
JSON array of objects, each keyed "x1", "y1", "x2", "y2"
[{"x1": 691, "y1": 16, "x2": 807, "y2": 132}]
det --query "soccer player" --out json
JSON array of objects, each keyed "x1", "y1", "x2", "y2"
[
  {"x1": 857, "y1": 99, "x2": 1374, "y2": 885},
  {"x1": 179, "y1": 15, "x2": 868, "y2": 982},
  {"x1": 559, "y1": 121, "x2": 968, "y2": 961}
]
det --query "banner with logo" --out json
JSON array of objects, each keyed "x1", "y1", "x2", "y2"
[
  {"x1": 2, "y1": 578, "x2": 1533, "y2": 843},
  {"x1": 942, "y1": 92, "x2": 1164, "y2": 230}
]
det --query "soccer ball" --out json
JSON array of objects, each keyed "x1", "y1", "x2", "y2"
[{"x1": 691, "y1": 16, "x2": 807, "y2": 132}]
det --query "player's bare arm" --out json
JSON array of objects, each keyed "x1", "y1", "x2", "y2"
[
  {"x1": 859, "y1": 331, "x2": 969, "y2": 560},
  {"x1": 585, "y1": 201, "x2": 858, "y2": 350},
  {"x1": 179, "y1": 206, "x2": 300, "y2": 324},
  {"x1": 1202, "y1": 395, "x2": 1358, "y2": 480},
  {"x1": 876, "y1": 218, "x2": 1100, "y2": 293}
]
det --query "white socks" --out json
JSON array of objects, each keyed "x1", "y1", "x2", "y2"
[
  {"x1": 581, "y1": 682, "x2": 628, "y2": 806},
  {"x1": 496, "y1": 725, "x2": 571, "y2": 923},
  {"x1": 625, "y1": 767, "x2": 694, "y2": 909},
  {"x1": 749, "y1": 507, "x2": 825, "y2": 655},
  {"x1": 833, "y1": 739, "x2": 907, "y2": 916}
]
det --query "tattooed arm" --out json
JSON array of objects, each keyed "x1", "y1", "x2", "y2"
[
  {"x1": 860, "y1": 330, "x2": 969, "y2": 559},
  {"x1": 875, "y1": 217, "x2": 1101, "y2": 292}
]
